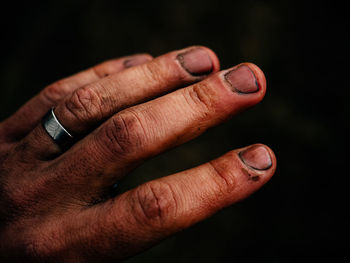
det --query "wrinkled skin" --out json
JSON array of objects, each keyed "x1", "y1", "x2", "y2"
[{"x1": 0, "y1": 46, "x2": 276, "y2": 262}]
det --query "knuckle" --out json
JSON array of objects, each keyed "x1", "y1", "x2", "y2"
[
  {"x1": 65, "y1": 85, "x2": 103, "y2": 123},
  {"x1": 208, "y1": 158, "x2": 237, "y2": 196},
  {"x1": 100, "y1": 111, "x2": 148, "y2": 156},
  {"x1": 41, "y1": 81, "x2": 68, "y2": 104},
  {"x1": 134, "y1": 181, "x2": 177, "y2": 226},
  {"x1": 142, "y1": 61, "x2": 168, "y2": 86},
  {"x1": 184, "y1": 83, "x2": 214, "y2": 117}
]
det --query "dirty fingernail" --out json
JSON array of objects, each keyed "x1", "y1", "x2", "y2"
[
  {"x1": 177, "y1": 48, "x2": 213, "y2": 76},
  {"x1": 124, "y1": 55, "x2": 152, "y2": 68},
  {"x1": 224, "y1": 65, "x2": 259, "y2": 94},
  {"x1": 239, "y1": 145, "x2": 272, "y2": 170}
]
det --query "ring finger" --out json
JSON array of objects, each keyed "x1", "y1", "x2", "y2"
[{"x1": 1, "y1": 54, "x2": 152, "y2": 142}]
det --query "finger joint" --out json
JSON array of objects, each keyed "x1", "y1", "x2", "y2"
[
  {"x1": 64, "y1": 86, "x2": 103, "y2": 123},
  {"x1": 134, "y1": 181, "x2": 178, "y2": 227},
  {"x1": 184, "y1": 83, "x2": 214, "y2": 119},
  {"x1": 208, "y1": 159, "x2": 237, "y2": 196},
  {"x1": 41, "y1": 81, "x2": 69, "y2": 105},
  {"x1": 99, "y1": 111, "x2": 148, "y2": 156}
]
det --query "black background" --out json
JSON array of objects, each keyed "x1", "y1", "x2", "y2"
[{"x1": 0, "y1": 0, "x2": 348, "y2": 262}]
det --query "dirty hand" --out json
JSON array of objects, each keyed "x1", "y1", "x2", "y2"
[{"x1": 0, "y1": 46, "x2": 276, "y2": 262}]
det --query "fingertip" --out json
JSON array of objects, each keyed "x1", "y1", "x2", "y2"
[
  {"x1": 177, "y1": 45, "x2": 221, "y2": 76},
  {"x1": 238, "y1": 143, "x2": 276, "y2": 182},
  {"x1": 192, "y1": 45, "x2": 221, "y2": 73},
  {"x1": 241, "y1": 62, "x2": 267, "y2": 100}
]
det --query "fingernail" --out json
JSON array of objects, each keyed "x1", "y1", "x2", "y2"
[
  {"x1": 124, "y1": 55, "x2": 151, "y2": 68},
  {"x1": 224, "y1": 65, "x2": 259, "y2": 94},
  {"x1": 177, "y1": 48, "x2": 213, "y2": 76},
  {"x1": 239, "y1": 145, "x2": 272, "y2": 170}
]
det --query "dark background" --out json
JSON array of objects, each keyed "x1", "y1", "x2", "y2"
[{"x1": 0, "y1": 0, "x2": 348, "y2": 262}]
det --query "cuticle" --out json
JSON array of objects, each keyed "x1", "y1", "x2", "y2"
[{"x1": 238, "y1": 150, "x2": 272, "y2": 171}]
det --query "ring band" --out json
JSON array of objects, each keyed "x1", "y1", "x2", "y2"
[{"x1": 42, "y1": 108, "x2": 73, "y2": 148}]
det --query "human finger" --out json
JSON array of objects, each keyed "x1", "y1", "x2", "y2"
[
  {"x1": 0, "y1": 54, "x2": 152, "y2": 142},
  {"x1": 35, "y1": 144, "x2": 275, "y2": 262}
]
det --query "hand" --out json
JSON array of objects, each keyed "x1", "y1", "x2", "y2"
[{"x1": 0, "y1": 46, "x2": 276, "y2": 262}]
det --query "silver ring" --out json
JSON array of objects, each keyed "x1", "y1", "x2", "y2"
[{"x1": 42, "y1": 108, "x2": 73, "y2": 148}]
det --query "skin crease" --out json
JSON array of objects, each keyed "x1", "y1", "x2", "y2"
[{"x1": 0, "y1": 46, "x2": 276, "y2": 262}]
